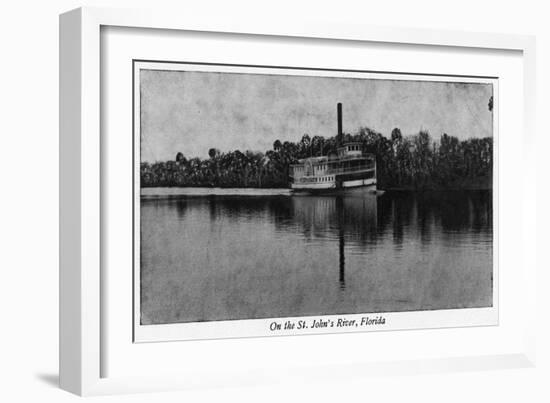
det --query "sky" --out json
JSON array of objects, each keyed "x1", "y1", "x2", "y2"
[{"x1": 139, "y1": 69, "x2": 493, "y2": 162}]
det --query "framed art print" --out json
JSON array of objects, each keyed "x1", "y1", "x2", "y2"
[{"x1": 60, "y1": 7, "x2": 537, "y2": 396}]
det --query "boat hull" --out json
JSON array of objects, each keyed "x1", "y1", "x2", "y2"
[{"x1": 291, "y1": 178, "x2": 376, "y2": 195}]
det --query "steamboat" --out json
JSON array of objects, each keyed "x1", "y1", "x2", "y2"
[{"x1": 290, "y1": 103, "x2": 377, "y2": 193}]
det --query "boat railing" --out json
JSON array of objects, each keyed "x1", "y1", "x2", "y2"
[
  {"x1": 296, "y1": 177, "x2": 322, "y2": 183},
  {"x1": 326, "y1": 165, "x2": 375, "y2": 175},
  {"x1": 337, "y1": 154, "x2": 375, "y2": 161},
  {"x1": 294, "y1": 167, "x2": 376, "y2": 183}
]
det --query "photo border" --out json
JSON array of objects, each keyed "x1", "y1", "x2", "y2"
[{"x1": 132, "y1": 60, "x2": 499, "y2": 343}]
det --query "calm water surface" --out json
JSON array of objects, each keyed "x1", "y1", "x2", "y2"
[{"x1": 140, "y1": 189, "x2": 493, "y2": 325}]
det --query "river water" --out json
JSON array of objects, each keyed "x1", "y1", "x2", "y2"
[{"x1": 140, "y1": 189, "x2": 493, "y2": 325}]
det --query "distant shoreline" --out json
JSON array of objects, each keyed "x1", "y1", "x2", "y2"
[
  {"x1": 140, "y1": 186, "x2": 491, "y2": 198},
  {"x1": 141, "y1": 187, "x2": 292, "y2": 198}
]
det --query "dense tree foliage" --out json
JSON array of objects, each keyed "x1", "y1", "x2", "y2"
[{"x1": 140, "y1": 129, "x2": 492, "y2": 190}]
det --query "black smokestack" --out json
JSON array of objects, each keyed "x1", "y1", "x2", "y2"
[{"x1": 337, "y1": 102, "x2": 342, "y2": 137}]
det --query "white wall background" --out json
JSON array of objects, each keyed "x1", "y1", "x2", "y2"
[{"x1": 0, "y1": 0, "x2": 548, "y2": 401}]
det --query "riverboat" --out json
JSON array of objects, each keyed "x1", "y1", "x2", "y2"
[{"x1": 289, "y1": 103, "x2": 377, "y2": 193}]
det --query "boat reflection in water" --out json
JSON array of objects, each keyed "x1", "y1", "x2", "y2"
[
  {"x1": 140, "y1": 190, "x2": 492, "y2": 325},
  {"x1": 290, "y1": 194, "x2": 378, "y2": 291}
]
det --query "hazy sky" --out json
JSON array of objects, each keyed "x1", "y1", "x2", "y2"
[{"x1": 140, "y1": 69, "x2": 493, "y2": 162}]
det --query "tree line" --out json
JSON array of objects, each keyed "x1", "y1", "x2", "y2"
[{"x1": 140, "y1": 128, "x2": 492, "y2": 190}]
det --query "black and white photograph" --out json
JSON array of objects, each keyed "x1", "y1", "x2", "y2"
[{"x1": 134, "y1": 61, "x2": 496, "y2": 340}]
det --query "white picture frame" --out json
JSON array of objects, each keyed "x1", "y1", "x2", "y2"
[{"x1": 59, "y1": 6, "x2": 537, "y2": 396}]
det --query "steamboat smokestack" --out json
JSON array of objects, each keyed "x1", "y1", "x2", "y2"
[{"x1": 337, "y1": 102, "x2": 343, "y2": 138}]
